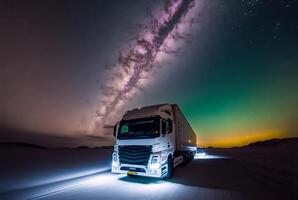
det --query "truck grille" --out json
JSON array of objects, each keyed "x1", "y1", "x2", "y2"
[{"x1": 118, "y1": 145, "x2": 152, "y2": 165}]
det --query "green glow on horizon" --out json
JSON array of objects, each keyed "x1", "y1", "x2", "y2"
[{"x1": 179, "y1": 62, "x2": 298, "y2": 147}]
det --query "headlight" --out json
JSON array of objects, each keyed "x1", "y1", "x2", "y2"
[
  {"x1": 112, "y1": 160, "x2": 118, "y2": 167},
  {"x1": 112, "y1": 153, "x2": 118, "y2": 168},
  {"x1": 112, "y1": 153, "x2": 118, "y2": 162},
  {"x1": 151, "y1": 156, "x2": 158, "y2": 164},
  {"x1": 149, "y1": 155, "x2": 160, "y2": 169}
]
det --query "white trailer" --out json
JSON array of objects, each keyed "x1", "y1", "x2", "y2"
[{"x1": 111, "y1": 103, "x2": 197, "y2": 178}]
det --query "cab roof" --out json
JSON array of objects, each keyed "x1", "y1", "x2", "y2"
[{"x1": 122, "y1": 103, "x2": 173, "y2": 120}]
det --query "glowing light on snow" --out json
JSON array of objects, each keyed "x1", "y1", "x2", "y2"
[
  {"x1": 30, "y1": 168, "x2": 109, "y2": 188},
  {"x1": 93, "y1": 0, "x2": 203, "y2": 132},
  {"x1": 194, "y1": 152, "x2": 227, "y2": 159}
]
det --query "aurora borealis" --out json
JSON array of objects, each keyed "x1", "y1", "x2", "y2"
[{"x1": 1, "y1": 0, "x2": 298, "y2": 147}]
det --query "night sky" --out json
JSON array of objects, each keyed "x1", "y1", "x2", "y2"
[{"x1": 1, "y1": 0, "x2": 298, "y2": 147}]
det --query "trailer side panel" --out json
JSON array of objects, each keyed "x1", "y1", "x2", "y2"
[{"x1": 172, "y1": 104, "x2": 197, "y2": 151}]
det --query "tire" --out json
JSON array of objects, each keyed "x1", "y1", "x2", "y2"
[
  {"x1": 182, "y1": 152, "x2": 190, "y2": 166},
  {"x1": 180, "y1": 155, "x2": 187, "y2": 167},
  {"x1": 165, "y1": 156, "x2": 174, "y2": 179}
]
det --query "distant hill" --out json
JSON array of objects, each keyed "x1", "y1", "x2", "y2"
[
  {"x1": 0, "y1": 142, "x2": 114, "y2": 150},
  {"x1": 0, "y1": 127, "x2": 114, "y2": 148},
  {"x1": 245, "y1": 137, "x2": 298, "y2": 147},
  {"x1": 0, "y1": 142, "x2": 46, "y2": 149}
]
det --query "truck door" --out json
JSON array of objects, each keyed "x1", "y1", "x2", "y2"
[{"x1": 160, "y1": 118, "x2": 174, "y2": 151}]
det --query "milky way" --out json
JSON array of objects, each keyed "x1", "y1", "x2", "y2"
[{"x1": 93, "y1": 0, "x2": 199, "y2": 132}]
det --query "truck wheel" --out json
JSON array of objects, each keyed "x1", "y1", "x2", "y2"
[
  {"x1": 180, "y1": 154, "x2": 187, "y2": 167},
  {"x1": 182, "y1": 153, "x2": 190, "y2": 165},
  {"x1": 165, "y1": 156, "x2": 174, "y2": 179}
]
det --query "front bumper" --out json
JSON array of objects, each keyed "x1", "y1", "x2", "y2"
[{"x1": 111, "y1": 163, "x2": 166, "y2": 178}]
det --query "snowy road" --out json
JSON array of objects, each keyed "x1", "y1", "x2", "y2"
[
  {"x1": 28, "y1": 173, "x2": 245, "y2": 200},
  {"x1": 1, "y1": 145, "x2": 297, "y2": 200}
]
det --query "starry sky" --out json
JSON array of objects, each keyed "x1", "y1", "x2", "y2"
[{"x1": 1, "y1": 0, "x2": 298, "y2": 147}]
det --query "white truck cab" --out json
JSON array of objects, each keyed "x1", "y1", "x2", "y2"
[{"x1": 111, "y1": 103, "x2": 197, "y2": 178}]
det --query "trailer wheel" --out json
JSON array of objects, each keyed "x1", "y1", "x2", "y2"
[
  {"x1": 165, "y1": 156, "x2": 174, "y2": 179},
  {"x1": 182, "y1": 152, "x2": 191, "y2": 165},
  {"x1": 186, "y1": 153, "x2": 190, "y2": 163}
]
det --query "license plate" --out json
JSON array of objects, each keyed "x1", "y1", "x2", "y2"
[{"x1": 127, "y1": 171, "x2": 137, "y2": 175}]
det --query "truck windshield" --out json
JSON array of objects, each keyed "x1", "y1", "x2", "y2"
[{"x1": 117, "y1": 117, "x2": 160, "y2": 139}]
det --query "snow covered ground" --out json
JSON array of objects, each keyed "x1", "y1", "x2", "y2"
[{"x1": 0, "y1": 140, "x2": 297, "y2": 200}]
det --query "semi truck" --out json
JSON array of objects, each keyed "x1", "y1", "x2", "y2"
[{"x1": 111, "y1": 103, "x2": 197, "y2": 178}]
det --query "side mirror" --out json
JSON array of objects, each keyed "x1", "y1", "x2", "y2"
[{"x1": 113, "y1": 122, "x2": 119, "y2": 137}]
